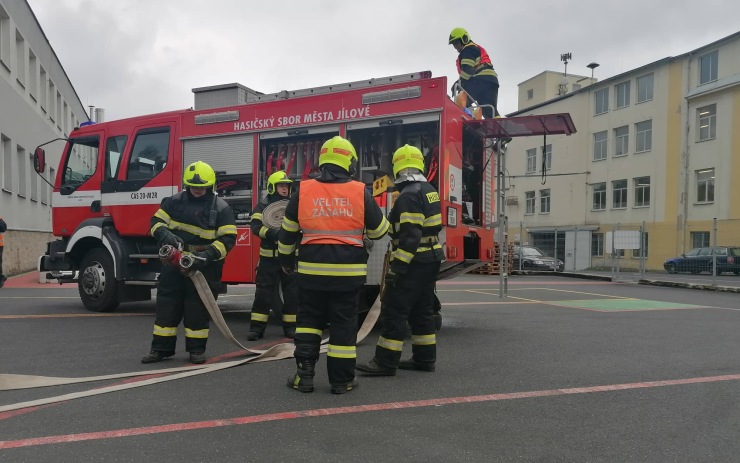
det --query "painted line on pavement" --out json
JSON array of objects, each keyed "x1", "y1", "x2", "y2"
[
  {"x1": 0, "y1": 313, "x2": 151, "y2": 319},
  {"x1": 1, "y1": 372, "x2": 739, "y2": 449}
]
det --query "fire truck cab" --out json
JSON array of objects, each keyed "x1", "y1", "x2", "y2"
[{"x1": 34, "y1": 71, "x2": 575, "y2": 312}]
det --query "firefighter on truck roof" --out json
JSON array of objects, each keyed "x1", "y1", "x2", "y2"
[
  {"x1": 142, "y1": 161, "x2": 237, "y2": 365},
  {"x1": 278, "y1": 136, "x2": 389, "y2": 394},
  {"x1": 247, "y1": 170, "x2": 299, "y2": 341},
  {"x1": 449, "y1": 27, "x2": 500, "y2": 119},
  {"x1": 356, "y1": 144, "x2": 444, "y2": 376}
]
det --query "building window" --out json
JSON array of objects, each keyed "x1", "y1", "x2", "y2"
[
  {"x1": 593, "y1": 131, "x2": 607, "y2": 161},
  {"x1": 615, "y1": 81, "x2": 630, "y2": 108},
  {"x1": 541, "y1": 144, "x2": 552, "y2": 171},
  {"x1": 29, "y1": 156, "x2": 38, "y2": 202},
  {"x1": 39, "y1": 66, "x2": 47, "y2": 112},
  {"x1": 56, "y1": 91, "x2": 62, "y2": 130},
  {"x1": 47, "y1": 167, "x2": 55, "y2": 205},
  {"x1": 28, "y1": 49, "x2": 37, "y2": 100},
  {"x1": 527, "y1": 89, "x2": 533, "y2": 100},
  {"x1": 699, "y1": 50, "x2": 718, "y2": 85},
  {"x1": 614, "y1": 126, "x2": 629, "y2": 156},
  {"x1": 636, "y1": 73, "x2": 654, "y2": 103},
  {"x1": 0, "y1": 6, "x2": 10, "y2": 69},
  {"x1": 635, "y1": 120, "x2": 652, "y2": 153},
  {"x1": 592, "y1": 182, "x2": 606, "y2": 211},
  {"x1": 525, "y1": 191, "x2": 535, "y2": 214},
  {"x1": 696, "y1": 168, "x2": 714, "y2": 203},
  {"x1": 48, "y1": 81, "x2": 55, "y2": 122},
  {"x1": 632, "y1": 232, "x2": 649, "y2": 258},
  {"x1": 612, "y1": 179, "x2": 627, "y2": 208},
  {"x1": 634, "y1": 176, "x2": 650, "y2": 207},
  {"x1": 594, "y1": 88, "x2": 609, "y2": 115},
  {"x1": 540, "y1": 189, "x2": 551, "y2": 213},
  {"x1": 691, "y1": 231, "x2": 710, "y2": 249},
  {"x1": 592, "y1": 233, "x2": 604, "y2": 257},
  {"x1": 15, "y1": 30, "x2": 25, "y2": 87},
  {"x1": 17, "y1": 145, "x2": 26, "y2": 197},
  {"x1": 2, "y1": 134, "x2": 11, "y2": 191},
  {"x1": 526, "y1": 148, "x2": 536, "y2": 173},
  {"x1": 697, "y1": 104, "x2": 716, "y2": 141}
]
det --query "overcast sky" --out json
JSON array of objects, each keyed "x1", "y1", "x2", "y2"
[{"x1": 28, "y1": 0, "x2": 740, "y2": 122}]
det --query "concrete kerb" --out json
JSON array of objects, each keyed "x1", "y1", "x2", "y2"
[{"x1": 511, "y1": 270, "x2": 740, "y2": 293}]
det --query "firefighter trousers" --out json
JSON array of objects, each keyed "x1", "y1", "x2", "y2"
[
  {"x1": 294, "y1": 288, "x2": 359, "y2": 386},
  {"x1": 463, "y1": 76, "x2": 500, "y2": 118},
  {"x1": 151, "y1": 264, "x2": 218, "y2": 354},
  {"x1": 250, "y1": 257, "x2": 298, "y2": 333},
  {"x1": 374, "y1": 261, "x2": 441, "y2": 368}
]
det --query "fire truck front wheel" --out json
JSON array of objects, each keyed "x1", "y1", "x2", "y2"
[{"x1": 78, "y1": 248, "x2": 120, "y2": 312}]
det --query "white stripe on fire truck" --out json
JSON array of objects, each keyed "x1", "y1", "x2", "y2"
[{"x1": 52, "y1": 186, "x2": 176, "y2": 208}]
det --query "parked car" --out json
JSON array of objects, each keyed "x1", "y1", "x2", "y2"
[
  {"x1": 512, "y1": 245, "x2": 564, "y2": 272},
  {"x1": 663, "y1": 246, "x2": 740, "y2": 275}
]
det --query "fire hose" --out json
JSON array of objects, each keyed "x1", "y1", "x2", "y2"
[{"x1": 0, "y1": 246, "x2": 387, "y2": 411}]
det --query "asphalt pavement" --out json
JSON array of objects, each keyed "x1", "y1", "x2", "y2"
[{"x1": 1, "y1": 272, "x2": 739, "y2": 462}]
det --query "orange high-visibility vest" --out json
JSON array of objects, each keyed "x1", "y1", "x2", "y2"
[{"x1": 298, "y1": 180, "x2": 365, "y2": 247}]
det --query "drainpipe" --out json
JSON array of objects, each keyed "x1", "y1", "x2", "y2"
[{"x1": 680, "y1": 55, "x2": 693, "y2": 254}]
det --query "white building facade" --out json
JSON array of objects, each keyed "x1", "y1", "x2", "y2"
[
  {"x1": 505, "y1": 32, "x2": 740, "y2": 271},
  {"x1": 0, "y1": 0, "x2": 89, "y2": 275}
]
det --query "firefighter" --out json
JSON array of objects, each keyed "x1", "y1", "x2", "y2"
[
  {"x1": 141, "y1": 161, "x2": 237, "y2": 364},
  {"x1": 356, "y1": 144, "x2": 444, "y2": 376},
  {"x1": 278, "y1": 136, "x2": 390, "y2": 394},
  {"x1": 0, "y1": 215, "x2": 6, "y2": 288},
  {"x1": 449, "y1": 27, "x2": 500, "y2": 119},
  {"x1": 248, "y1": 171, "x2": 299, "y2": 341}
]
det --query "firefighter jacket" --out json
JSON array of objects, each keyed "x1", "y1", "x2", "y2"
[
  {"x1": 150, "y1": 190, "x2": 237, "y2": 266},
  {"x1": 0, "y1": 216, "x2": 5, "y2": 247},
  {"x1": 388, "y1": 181, "x2": 444, "y2": 275},
  {"x1": 278, "y1": 165, "x2": 389, "y2": 291},
  {"x1": 456, "y1": 42, "x2": 497, "y2": 85},
  {"x1": 250, "y1": 193, "x2": 288, "y2": 259}
]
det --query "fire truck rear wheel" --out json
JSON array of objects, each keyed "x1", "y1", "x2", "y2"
[{"x1": 78, "y1": 248, "x2": 119, "y2": 312}]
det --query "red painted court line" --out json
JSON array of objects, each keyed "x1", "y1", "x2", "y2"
[
  {"x1": 2, "y1": 372, "x2": 738, "y2": 449},
  {"x1": 438, "y1": 280, "x2": 613, "y2": 286}
]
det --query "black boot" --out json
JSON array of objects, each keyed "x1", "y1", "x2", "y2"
[
  {"x1": 330, "y1": 378, "x2": 359, "y2": 395},
  {"x1": 398, "y1": 357, "x2": 435, "y2": 372},
  {"x1": 247, "y1": 330, "x2": 264, "y2": 341},
  {"x1": 141, "y1": 350, "x2": 174, "y2": 364},
  {"x1": 283, "y1": 325, "x2": 296, "y2": 339},
  {"x1": 355, "y1": 358, "x2": 396, "y2": 376},
  {"x1": 287, "y1": 358, "x2": 315, "y2": 393},
  {"x1": 189, "y1": 351, "x2": 207, "y2": 364}
]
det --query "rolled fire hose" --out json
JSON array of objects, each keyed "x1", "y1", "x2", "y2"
[
  {"x1": 0, "y1": 246, "x2": 387, "y2": 412},
  {"x1": 260, "y1": 199, "x2": 288, "y2": 230}
]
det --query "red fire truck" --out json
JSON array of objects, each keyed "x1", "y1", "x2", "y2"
[{"x1": 34, "y1": 71, "x2": 575, "y2": 312}]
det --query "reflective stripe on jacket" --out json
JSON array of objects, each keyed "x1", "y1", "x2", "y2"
[{"x1": 456, "y1": 42, "x2": 497, "y2": 81}]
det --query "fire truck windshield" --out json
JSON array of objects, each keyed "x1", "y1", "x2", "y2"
[{"x1": 62, "y1": 137, "x2": 99, "y2": 186}]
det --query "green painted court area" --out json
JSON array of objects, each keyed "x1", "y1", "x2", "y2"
[{"x1": 550, "y1": 299, "x2": 710, "y2": 311}]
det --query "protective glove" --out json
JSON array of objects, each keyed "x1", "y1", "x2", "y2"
[
  {"x1": 190, "y1": 247, "x2": 220, "y2": 267},
  {"x1": 265, "y1": 228, "x2": 279, "y2": 242},
  {"x1": 450, "y1": 79, "x2": 460, "y2": 94},
  {"x1": 154, "y1": 228, "x2": 183, "y2": 249}
]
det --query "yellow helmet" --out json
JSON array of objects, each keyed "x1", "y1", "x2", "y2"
[
  {"x1": 183, "y1": 161, "x2": 216, "y2": 187},
  {"x1": 319, "y1": 136, "x2": 358, "y2": 172},
  {"x1": 267, "y1": 170, "x2": 293, "y2": 195},
  {"x1": 392, "y1": 144, "x2": 425, "y2": 178},
  {"x1": 448, "y1": 27, "x2": 470, "y2": 45}
]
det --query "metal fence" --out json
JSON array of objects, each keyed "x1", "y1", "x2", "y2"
[{"x1": 509, "y1": 219, "x2": 740, "y2": 284}]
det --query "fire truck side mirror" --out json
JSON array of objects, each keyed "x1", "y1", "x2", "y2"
[{"x1": 33, "y1": 148, "x2": 46, "y2": 173}]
